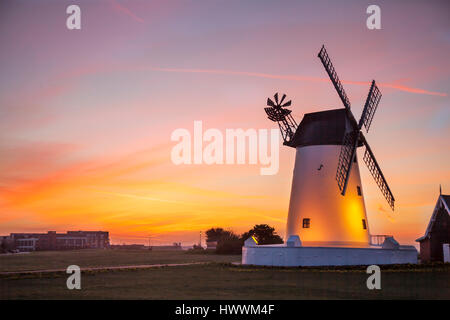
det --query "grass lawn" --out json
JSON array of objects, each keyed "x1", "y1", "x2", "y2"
[
  {"x1": 0, "y1": 249, "x2": 240, "y2": 272},
  {"x1": 1, "y1": 263, "x2": 449, "y2": 299},
  {"x1": 1, "y1": 250, "x2": 449, "y2": 299}
]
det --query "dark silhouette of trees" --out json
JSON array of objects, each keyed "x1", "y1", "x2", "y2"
[
  {"x1": 241, "y1": 224, "x2": 283, "y2": 245},
  {"x1": 215, "y1": 231, "x2": 242, "y2": 254},
  {"x1": 205, "y1": 228, "x2": 227, "y2": 242},
  {"x1": 204, "y1": 224, "x2": 283, "y2": 254},
  {"x1": 205, "y1": 228, "x2": 242, "y2": 254}
]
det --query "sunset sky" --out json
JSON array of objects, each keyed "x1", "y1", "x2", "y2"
[{"x1": 0, "y1": 0, "x2": 448, "y2": 246}]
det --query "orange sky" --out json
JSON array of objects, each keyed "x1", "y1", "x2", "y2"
[{"x1": 0, "y1": 0, "x2": 449, "y2": 247}]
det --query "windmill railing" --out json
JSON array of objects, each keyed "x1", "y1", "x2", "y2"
[{"x1": 370, "y1": 234, "x2": 393, "y2": 246}]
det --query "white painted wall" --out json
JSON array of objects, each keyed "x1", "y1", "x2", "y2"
[
  {"x1": 286, "y1": 145, "x2": 370, "y2": 247},
  {"x1": 242, "y1": 245, "x2": 418, "y2": 266}
]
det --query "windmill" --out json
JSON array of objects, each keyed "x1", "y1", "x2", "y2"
[{"x1": 264, "y1": 45, "x2": 395, "y2": 246}]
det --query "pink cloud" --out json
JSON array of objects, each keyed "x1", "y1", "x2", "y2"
[
  {"x1": 108, "y1": 0, "x2": 145, "y2": 23},
  {"x1": 151, "y1": 67, "x2": 447, "y2": 97},
  {"x1": 27, "y1": 63, "x2": 446, "y2": 111}
]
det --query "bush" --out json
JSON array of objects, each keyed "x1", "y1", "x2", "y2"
[
  {"x1": 187, "y1": 246, "x2": 209, "y2": 254},
  {"x1": 214, "y1": 231, "x2": 243, "y2": 255},
  {"x1": 241, "y1": 224, "x2": 283, "y2": 245},
  {"x1": 204, "y1": 224, "x2": 283, "y2": 255},
  {"x1": 216, "y1": 237, "x2": 243, "y2": 255}
]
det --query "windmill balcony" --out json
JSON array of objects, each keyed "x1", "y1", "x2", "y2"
[{"x1": 370, "y1": 234, "x2": 393, "y2": 246}]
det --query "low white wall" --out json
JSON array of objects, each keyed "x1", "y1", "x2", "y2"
[{"x1": 242, "y1": 245, "x2": 418, "y2": 266}]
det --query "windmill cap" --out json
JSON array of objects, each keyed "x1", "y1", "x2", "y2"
[{"x1": 287, "y1": 108, "x2": 362, "y2": 148}]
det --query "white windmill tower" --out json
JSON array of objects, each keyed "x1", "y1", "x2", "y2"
[{"x1": 264, "y1": 45, "x2": 395, "y2": 248}]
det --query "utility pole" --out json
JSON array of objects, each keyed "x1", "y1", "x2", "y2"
[{"x1": 199, "y1": 231, "x2": 202, "y2": 248}]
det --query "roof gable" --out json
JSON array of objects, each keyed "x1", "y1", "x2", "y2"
[
  {"x1": 416, "y1": 194, "x2": 450, "y2": 242},
  {"x1": 441, "y1": 195, "x2": 450, "y2": 211}
]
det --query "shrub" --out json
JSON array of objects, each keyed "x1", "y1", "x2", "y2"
[
  {"x1": 216, "y1": 236, "x2": 243, "y2": 255},
  {"x1": 241, "y1": 224, "x2": 283, "y2": 245}
]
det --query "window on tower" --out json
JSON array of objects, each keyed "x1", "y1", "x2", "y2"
[
  {"x1": 357, "y1": 186, "x2": 362, "y2": 196},
  {"x1": 362, "y1": 219, "x2": 367, "y2": 230},
  {"x1": 302, "y1": 218, "x2": 310, "y2": 228}
]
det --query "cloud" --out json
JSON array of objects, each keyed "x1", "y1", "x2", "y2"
[
  {"x1": 92, "y1": 190, "x2": 187, "y2": 204},
  {"x1": 108, "y1": 0, "x2": 144, "y2": 23},
  {"x1": 377, "y1": 204, "x2": 396, "y2": 223},
  {"x1": 151, "y1": 67, "x2": 447, "y2": 97},
  {"x1": 0, "y1": 143, "x2": 170, "y2": 208},
  {"x1": 25, "y1": 63, "x2": 445, "y2": 112}
]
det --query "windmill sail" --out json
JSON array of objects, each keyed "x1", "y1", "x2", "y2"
[
  {"x1": 359, "y1": 80, "x2": 381, "y2": 132},
  {"x1": 318, "y1": 45, "x2": 352, "y2": 111},
  {"x1": 361, "y1": 136, "x2": 395, "y2": 210},
  {"x1": 336, "y1": 131, "x2": 358, "y2": 193}
]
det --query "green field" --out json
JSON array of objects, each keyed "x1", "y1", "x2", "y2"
[
  {"x1": 1, "y1": 250, "x2": 449, "y2": 299},
  {"x1": 0, "y1": 249, "x2": 239, "y2": 272}
]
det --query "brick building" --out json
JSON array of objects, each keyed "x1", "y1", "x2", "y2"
[
  {"x1": 416, "y1": 193, "x2": 450, "y2": 262},
  {"x1": 4, "y1": 231, "x2": 109, "y2": 252}
]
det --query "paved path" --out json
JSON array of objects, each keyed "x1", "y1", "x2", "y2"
[{"x1": 0, "y1": 261, "x2": 210, "y2": 276}]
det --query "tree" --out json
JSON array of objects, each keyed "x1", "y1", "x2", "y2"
[
  {"x1": 215, "y1": 231, "x2": 242, "y2": 255},
  {"x1": 205, "y1": 224, "x2": 283, "y2": 254},
  {"x1": 205, "y1": 228, "x2": 227, "y2": 242},
  {"x1": 205, "y1": 228, "x2": 243, "y2": 254},
  {"x1": 241, "y1": 224, "x2": 283, "y2": 245},
  {"x1": 0, "y1": 239, "x2": 14, "y2": 253}
]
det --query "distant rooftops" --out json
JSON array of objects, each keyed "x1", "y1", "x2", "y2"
[{"x1": 3, "y1": 230, "x2": 110, "y2": 252}]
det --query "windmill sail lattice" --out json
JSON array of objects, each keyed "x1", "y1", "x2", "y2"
[
  {"x1": 317, "y1": 45, "x2": 395, "y2": 210},
  {"x1": 362, "y1": 138, "x2": 395, "y2": 210},
  {"x1": 336, "y1": 131, "x2": 358, "y2": 192},
  {"x1": 359, "y1": 80, "x2": 382, "y2": 132},
  {"x1": 318, "y1": 46, "x2": 352, "y2": 111}
]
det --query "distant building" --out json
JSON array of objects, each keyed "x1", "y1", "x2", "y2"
[
  {"x1": 66, "y1": 231, "x2": 110, "y2": 249},
  {"x1": 5, "y1": 231, "x2": 109, "y2": 252},
  {"x1": 416, "y1": 194, "x2": 450, "y2": 262},
  {"x1": 110, "y1": 244, "x2": 146, "y2": 250}
]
